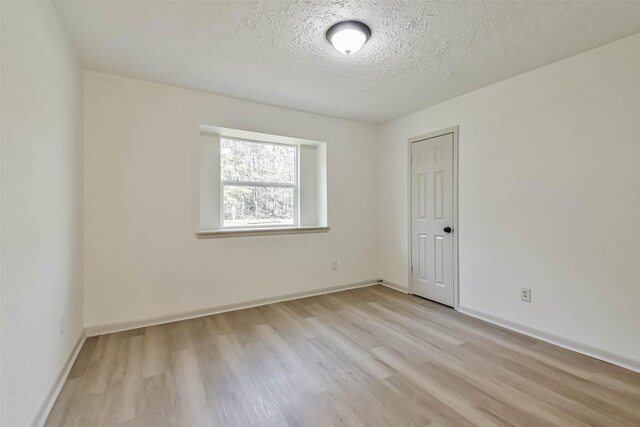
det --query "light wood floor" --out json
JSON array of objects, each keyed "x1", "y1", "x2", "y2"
[{"x1": 45, "y1": 285, "x2": 640, "y2": 427}]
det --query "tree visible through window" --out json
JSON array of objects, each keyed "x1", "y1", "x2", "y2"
[{"x1": 220, "y1": 138, "x2": 297, "y2": 227}]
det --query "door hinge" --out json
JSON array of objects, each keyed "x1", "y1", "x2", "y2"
[{"x1": 411, "y1": 265, "x2": 413, "y2": 274}]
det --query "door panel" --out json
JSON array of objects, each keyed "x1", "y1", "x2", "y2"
[
  {"x1": 418, "y1": 174, "x2": 427, "y2": 219},
  {"x1": 434, "y1": 235, "x2": 444, "y2": 286},
  {"x1": 411, "y1": 133, "x2": 455, "y2": 306},
  {"x1": 418, "y1": 234, "x2": 428, "y2": 281}
]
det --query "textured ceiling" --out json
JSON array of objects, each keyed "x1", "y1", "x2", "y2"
[{"x1": 53, "y1": 0, "x2": 640, "y2": 123}]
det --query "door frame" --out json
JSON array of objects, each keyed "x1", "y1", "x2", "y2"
[{"x1": 407, "y1": 126, "x2": 459, "y2": 310}]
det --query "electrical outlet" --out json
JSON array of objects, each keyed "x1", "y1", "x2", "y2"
[
  {"x1": 59, "y1": 315, "x2": 65, "y2": 335},
  {"x1": 331, "y1": 261, "x2": 338, "y2": 270},
  {"x1": 521, "y1": 288, "x2": 531, "y2": 303}
]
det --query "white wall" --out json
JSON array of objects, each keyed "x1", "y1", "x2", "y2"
[
  {"x1": 84, "y1": 71, "x2": 379, "y2": 329},
  {"x1": 378, "y1": 33, "x2": 640, "y2": 367},
  {"x1": 0, "y1": 2, "x2": 4, "y2": 423},
  {"x1": 1, "y1": 1, "x2": 84, "y2": 426}
]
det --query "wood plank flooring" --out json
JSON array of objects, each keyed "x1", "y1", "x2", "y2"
[{"x1": 45, "y1": 285, "x2": 640, "y2": 426}]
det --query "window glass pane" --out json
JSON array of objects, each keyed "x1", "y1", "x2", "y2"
[
  {"x1": 223, "y1": 185, "x2": 294, "y2": 227},
  {"x1": 221, "y1": 138, "x2": 295, "y2": 184}
]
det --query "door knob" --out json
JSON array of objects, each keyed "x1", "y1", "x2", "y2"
[{"x1": 443, "y1": 226, "x2": 453, "y2": 233}]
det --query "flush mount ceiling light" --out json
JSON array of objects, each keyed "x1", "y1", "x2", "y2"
[{"x1": 326, "y1": 20, "x2": 371, "y2": 56}]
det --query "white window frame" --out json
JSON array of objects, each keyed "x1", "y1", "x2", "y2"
[{"x1": 219, "y1": 137, "x2": 299, "y2": 229}]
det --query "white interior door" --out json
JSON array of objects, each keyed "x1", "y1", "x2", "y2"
[{"x1": 411, "y1": 132, "x2": 455, "y2": 307}]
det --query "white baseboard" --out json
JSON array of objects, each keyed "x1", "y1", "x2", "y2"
[
  {"x1": 379, "y1": 279, "x2": 409, "y2": 293},
  {"x1": 33, "y1": 331, "x2": 86, "y2": 427},
  {"x1": 459, "y1": 305, "x2": 640, "y2": 374},
  {"x1": 85, "y1": 279, "x2": 380, "y2": 337}
]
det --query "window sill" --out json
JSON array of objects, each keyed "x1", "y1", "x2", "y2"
[{"x1": 196, "y1": 226, "x2": 330, "y2": 239}]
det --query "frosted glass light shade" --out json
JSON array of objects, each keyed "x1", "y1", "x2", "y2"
[{"x1": 326, "y1": 21, "x2": 371, "y2": 56}]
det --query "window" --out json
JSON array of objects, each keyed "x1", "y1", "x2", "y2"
[
  {"x1": 198, "y1": 126, "x2": 328, "y2": 236},
  {"x1": 220, "y1": 138, "x2": 297, "y2": 228}
]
